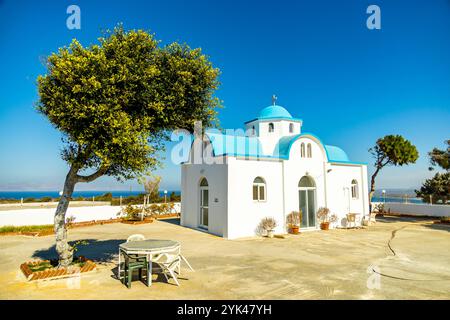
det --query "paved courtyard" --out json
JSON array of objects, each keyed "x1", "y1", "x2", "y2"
[{"x1": 0, "y1": 216, "x2": 449, "y2": 299}]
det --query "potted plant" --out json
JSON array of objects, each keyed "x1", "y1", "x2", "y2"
[
  {"x1": 259, "y1": 217, "x2": 277, "y2": 238},
  {"x1": 316, "y1": 207, "x2": 337, "y2": 230},
  {"x1": 286, "y1": 210, "x2": 302, "y2": 234}
]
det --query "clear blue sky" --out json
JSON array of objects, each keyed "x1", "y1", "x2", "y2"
[{"x1": 0, "y1": 0, "x2": 449, "y2": 192}]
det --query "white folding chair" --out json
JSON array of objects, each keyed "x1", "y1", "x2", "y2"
[
  {"x1": 152, "y1": 246, "x2": 182, "y2": 286},
  {"x1": 127, "y1": 234, "x2": 146, "y2": 242}
]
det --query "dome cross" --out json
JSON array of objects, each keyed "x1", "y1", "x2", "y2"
[{"x1": 272, "y1": 94, "x2": 277, "y2": 106}]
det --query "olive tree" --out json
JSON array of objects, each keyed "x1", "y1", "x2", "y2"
[
  {"x1": 368, "y1": 135, "x2": 419, "y2": 202},
  {"x1": 37, "y1": 26, "x2": 220, "y2": 267}
]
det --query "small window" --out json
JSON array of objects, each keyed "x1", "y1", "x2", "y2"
[
  {"x1": 252, "y1": 126, "x2": 256, "y2": 135},
  {"x1": 202, "y1": 140, "x2": 208, "y2": 157},
  {"x1": 307, "y1": 143, "x2": 312, "y2": 158},
  {"x1": 252, "y1": 177, "x2": 266, "y2": 201},
  {"x1": 268, "y1": 123, "x2": 274, "y2": 133},
  {"x1": 289, "y1": 123, "x2": 294, "y2": 133},
  {"x1": 351, "y1": 179, "x2": 358, "y2": 199},
  {"x1": 300, "y1": 143, "x2": 305, "y2": 158}
]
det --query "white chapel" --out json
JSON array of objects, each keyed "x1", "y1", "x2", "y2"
[{"x1": 181, "y1": 99, "x2": 369, "y2": 239}]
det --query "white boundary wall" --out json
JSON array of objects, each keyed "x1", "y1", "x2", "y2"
[
  {"x1": 0, "y1": 202, "x2": 181, "y2": 227},
  {"x1": 373, "y1": 202, "x2": 450, "y2": 217}
]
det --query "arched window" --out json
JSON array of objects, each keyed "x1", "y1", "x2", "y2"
[
  {"x1": 351, "y1": 179, "x2": 358, "y2": 199},
  {"x1": 307, "y1": 143, "x2": 312, "y2": 158},
  {"x1": 252, "y1": 126, "x2": 256, "y2": 135},
  {"x1": 252, "y1": 177, "x2": 266, "y2": 201},
  {"x1": 200, "y1": 177, "x2": 208, "y2": 186},
  {"x1": 298, "y1": 176, "x2": 315, "y2": 188},
  {"x1": 289, "y1": 123, "x2": 294, "y2": 133},
  {"x1": 300, "y1": 143, "x2": 305, "y2": 158},
  {"x1": 268, "y1": 123, "x2": 274, "y2": 133}
]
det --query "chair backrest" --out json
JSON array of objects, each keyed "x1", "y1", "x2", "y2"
[
  {"x1": 153, "y1": 245, "x2": 181, "y2": 264},
  {"x1": 127, "y1": 234, "x2": 145, "y2": 242}
]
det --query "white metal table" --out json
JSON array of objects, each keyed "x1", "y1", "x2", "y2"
[{"x1": 118, "y1": 239, "x2": 180, "y2": 286}]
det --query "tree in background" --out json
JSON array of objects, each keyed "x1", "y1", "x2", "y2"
[
  {"x1": 37, "y1": 26, "x2": 220, "y2": 267},
  {"x1": 368, "y1": 135, "x2": 419, "y2": 202},
  {"x1": 416, "y1": 139, "x2": 450, "y2": 204},
  {"x1": 169, "y1": 191, "x2": 179, "y2": 202},
  {"x1": 416, "y1": 173, "x2": 449, "y2": 204},
  {"x1": 428, "y1": 140, "x2": 449, "y2": 172},
  {"x1": 141, "y1": 174, "x2": 161, "y2": 204}
]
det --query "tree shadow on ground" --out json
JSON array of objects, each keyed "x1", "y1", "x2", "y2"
[
  {"x1": 32, "y1": 239, "x2": 125, "y2": 263},
  {"x1": 157, "y1": 218, "x2": 180, "y2": 226},
  {"x1": 422, "y1": 223, "x2": 450, "y2": 232}
]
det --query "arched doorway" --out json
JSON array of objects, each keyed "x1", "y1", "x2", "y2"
[
  {"x1": 199, "y1": 178, "x2": 209, "y2": 229},
  {"x1": 298, "y1": 176, "x2": 316, "y2": 228}
]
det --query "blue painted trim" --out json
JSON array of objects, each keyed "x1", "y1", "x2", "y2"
[
  {"x1": 244, "y1": 117, "x2": 303, "y2": 124},
  {"x1": 277, "y1": 132, "x2": 331, "y2": 160},
  {"x1": 182, "y1": 130, "x2": 366, "y2": 166},
  {"x1": 329, "y1": 160, "x2": 368, "y2": 165},
  {"x1": 222, "y1": 153, "x2": 285, "y2": 160}
]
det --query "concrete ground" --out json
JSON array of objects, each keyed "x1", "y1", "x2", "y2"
[{"x1": 0, "y1": 216, "x2": 449, "y2": 299}]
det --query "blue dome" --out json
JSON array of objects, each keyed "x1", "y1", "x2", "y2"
[
  {"x1": 258, "y1": 105, "x2": 293, "y2": 119},
  {"x1": 324, "y1": 145, "x2": 350, "y2": 162}
]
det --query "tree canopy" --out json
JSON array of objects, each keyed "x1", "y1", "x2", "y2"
[
  {"x1": 416, "y1": 139, "x2": 450, "y2": 204},
  {"x1": 37, "y1": 26, "x2": 221, "y2": 182},
  {"x1": 368, "y1": 135, "x2": 419, "y2": 202},
  {"x1": 416, "y1": 172, "x2": 450, "y2": 204},
  {"x1": 428, "y1": 140, "x2": 450, "y2": 171},
  {"x1": 369, "y1": 135, "x2": 419, "y2": 169}
]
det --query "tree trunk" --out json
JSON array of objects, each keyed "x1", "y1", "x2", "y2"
[
  {"x1": 368, "y1": 166, "x2": 381, "y2": 213},
  {"x1": 54, "y1": 165, "x2": 78, "y2": 268}
]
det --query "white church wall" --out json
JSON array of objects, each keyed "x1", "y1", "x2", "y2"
[
  {"x1": 256, "y1": 120, "x2": 299, "y2": 155},
  {"x1": 326, "y1": 163, "x2": 368, "y2": 227},
  {"x1": 283, "y1": 137, "x2": 327, "y2": 230},
  {"x1": 258, "y1": 122, "x2": 282, "y2": 155},
  {"x1": 181, "y1": 162, "x2": 228, "y2": 237},
  {"x1": 226, "y1": 157, "x2": 284, "y2": 239}
]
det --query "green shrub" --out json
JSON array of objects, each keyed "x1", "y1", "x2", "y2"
[
  {"x1": 0, "y1": 225, "x2": 54, "y2": 234},
  {"x1": 121, "y1": 204, "x2": 143, "y2": 220},
  {"x1": 169, "y1": 192, "x2": 181, "y2": 202},
  {"x1": 96, "y1": 192, "x2": 113, "y2": 201}
]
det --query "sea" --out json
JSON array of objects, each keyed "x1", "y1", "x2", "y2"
[
  {"x1": 371, "y1": 196, "x2": 423, "y2": 204},
  {"x1": 0, "y1": 191, "x2": 422, "y2": 203},
  {"x1": 0, "y1": 190, "x2": 180, "y2": 200}
]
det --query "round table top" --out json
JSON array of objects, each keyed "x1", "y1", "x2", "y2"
[{"x1": 119, "y1": 239, "x2": 179, "y2": 252}]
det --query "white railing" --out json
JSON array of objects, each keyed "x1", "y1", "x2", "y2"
[
  {"x1": 372, "y1": 202, "x2": 450, "y2": 217},
  {"x1": 0, "y1": 202, "x2": 181, "y2": 227}
]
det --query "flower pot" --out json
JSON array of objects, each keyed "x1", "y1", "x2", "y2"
[
  {"x1": 291, "y1": 226, "x2": 299, "y2": 234},
  {"x1": 267, "y1": 229, "x2": 275, "y2": 238},
  {"x1": 320, "y1": 222, "x2": 330, "y2": 230}
]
